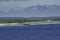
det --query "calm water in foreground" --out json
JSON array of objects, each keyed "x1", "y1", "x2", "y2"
[{"x1": 0, "y1": 24, "x2": 60, "y2": 40}]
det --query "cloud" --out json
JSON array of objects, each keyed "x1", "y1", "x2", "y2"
[
  {"x1": 13, "y1": 0, "x2": 27, "y2": 1},
  {"x1": 0, "y1": 0, "x2": 60, "y2": 17},
  {"x1": 0, "y1": 0, "x2": 26, "y2": 2},
  {"x1": 0, "y1": 0, "x2": 60, "y2": 8},
  {"x1": 0, "y1": 0, "x2": 11, "y2": 2},
  {"x1": 0, "y1": 5, "x2": 60, "y2": 17}
]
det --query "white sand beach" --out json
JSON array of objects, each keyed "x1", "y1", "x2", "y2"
[{"x1": 0, "y1": 21, "x2": 60, "y2": 26}]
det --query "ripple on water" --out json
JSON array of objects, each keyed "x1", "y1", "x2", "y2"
[{"x1": 0, "y1": 24, "x2": 60, "y2": 40}]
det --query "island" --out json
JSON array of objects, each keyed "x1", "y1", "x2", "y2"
[{"x1": 0, "y1": 17, "x2": 60, "y2": 26}]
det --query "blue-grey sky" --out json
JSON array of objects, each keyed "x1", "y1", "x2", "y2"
[
  {"x1": 0, "y1": 0, "x2": 60, "y2": 8},
  {"x1": 0, "y1": 0, "x2": 60, "y2": 17}
]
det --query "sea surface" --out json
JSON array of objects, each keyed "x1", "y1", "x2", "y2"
[{"x1": 0, "y1": 24, "x2": 60, "y2": 40}]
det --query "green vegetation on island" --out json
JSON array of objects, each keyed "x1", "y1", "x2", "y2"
[{"x1": 0, "y1": 18, "x2": 60, "y2": 23}]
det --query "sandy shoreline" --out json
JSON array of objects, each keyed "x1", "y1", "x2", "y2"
[
  {"x1": 0, "y1": 23, "x2": 23, "y2": 26},
  {"x1": 0, "y1": 21, "x2": 60, "y2": 26}
]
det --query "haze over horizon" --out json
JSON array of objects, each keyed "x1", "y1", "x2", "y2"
[{"x1": 0, "y1": 0, "x2": 60, "y2": 17}]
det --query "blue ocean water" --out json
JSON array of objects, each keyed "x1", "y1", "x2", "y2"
[{"x1": 0, "y1": 24, "x2": 60, "y2": 40}]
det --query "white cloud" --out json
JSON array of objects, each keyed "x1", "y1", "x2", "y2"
[
  {"x1": 0, "y1": 0, "x2": 60, "y2": 8},
  {"x1": 0, "y1": 0, "x2": 26, "y2": 2},
  {"x1": 0, "y1": 0, "x2": 60, "y2": 17}
]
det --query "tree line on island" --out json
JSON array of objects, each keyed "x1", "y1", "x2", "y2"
[{"x1": 0, "y1": 18, "x2": 60, "y2": 23}]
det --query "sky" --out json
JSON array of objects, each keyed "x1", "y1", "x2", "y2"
[
  {"x1": 0, "y1": 0, "x2": 60, "y2": 17},
  {"x1": 0, "y1": 0, "x2": 60, "y2": 8}
]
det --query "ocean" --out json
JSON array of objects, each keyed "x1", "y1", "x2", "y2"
[{"x1": 0, "y1": 24, "x2": 60, "y2": 40}]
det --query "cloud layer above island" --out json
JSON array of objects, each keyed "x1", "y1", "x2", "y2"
[
  {"x1": 0, "y1": 0, "x2": 60, "y2": 17},
  {"x1": 0, "y1": 0, "x2": 60, "y2": 8}
]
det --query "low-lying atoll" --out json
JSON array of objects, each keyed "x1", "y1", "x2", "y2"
[
  {"x1": 0, "y1": 18, "x2": 60, "y2": 23},
  {"x1": 0, "y1": 18, "x2": 60, "y2": 26}
]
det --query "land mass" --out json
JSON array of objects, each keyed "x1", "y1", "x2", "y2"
[
  {"x1": 0, "y1": 17, "x2": 59, "y2": 26},
  {"x1": 0, "y1": 17, "x2": 60, "y2": 23}
]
